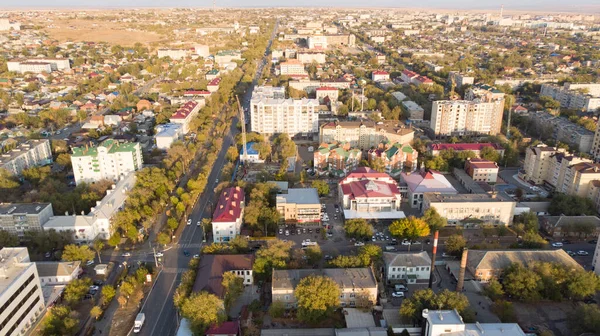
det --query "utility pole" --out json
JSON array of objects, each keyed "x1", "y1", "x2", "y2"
[{"x1": 428, "y1": 231, "x2": 439, "y2": 289}]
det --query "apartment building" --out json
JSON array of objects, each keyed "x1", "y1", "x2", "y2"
[
  {"x1": 279, "y1": 60, "x2": 307, "y2": 76},
  {"x1": 401, "y1": 100, "x2": 425, "y2": 121},
  {"x1": 169, "y1": 100, "x2": 203, "y2": 134},
  {"x1": 272, "y1": 268, "x2": 377, "y2": 309},
  {"x1": 0, "y1": 203, "x2": 53, "y2": 237},
  {"x1": 540, "y1": 83, "x2": 600, "y2": 112},
  {"x1": 422, "y1": 192, "x2": 516, "y2": 226},
  {"x1": 313, "y1": 143, "x2": 362, "y2": 177},
  {"x1": 530, "y1": 112, "x2": 594, "y2": 153},
  {"x1": 154, "y1": 123, "x2": 184, "y2": 150},
  {"x1": 0, "y1": 248, "x2": 45, "y2": 336},
  {"x1": 0, "y1": 139, "x2": 52, "y2": 176},
  {"x1": 447, "y1": 71, "x2": 475, "y2": 88},
  {"x1": 591, "y1": 121, "x2": 600, "y2": 161},
  {"x1": 556, "y1": 162, "x2": 600, "y2": 197},
  {"x1": 400, "y1": 70, "x2": 433, "y2": 86},
  {"x1": 71, "y1": 140, "x2": 142, "y2": 185},
  {"x1": 522, "y1": 145, "x2": 566, "y2": 185},
  {"x1": 383, "y1": 251, "x2": 432, "y2": 285},
  {"x1": 319, "y1": 121, "x2": 414, "y2": 150},
  {"x1": 212, "y1": 187, "x2": 245, "y2": 243},
  {"x1": 157, "y1": 48, "x2": 190, "y2": 60},
  {"x1": 430, "y1": 100, "x2": 504, "y2": 137},
  {"x1": 0, "y1": 18, "x2": 21, "y2": 31},
  {"x1": 315, "y1": 87, "x2": 339, "y2": 104},
  {"x1": 339, "y1": 168, "x2": 403, "y2": 219},
  {"x1": 214, "y1": 50, "x2": 242, "y2": 65},
  {"x1": 307, "y1": 35, "x2": 328, "y2": 49},
  {"x1": 297, "y1": 52, "x2": 327, "y2": 64},
  {"x1": 465, "y1": 158, "x2": 499, "y2": 183},
  {"x1": 7, "y1": 58, "x2": 70, "y2": 73},
  {"x1": 250, "y1": 86, "x2": 319, "y2": 137},
  {"x1": 428, "y1": 143, "x2": 505, "y2": 158},
  {"x1": 368, "y1": 142, "x2": 418, "y2": 177},
  {"x1": 276, "y1": 188, "x2": 321, "y2": 223}
]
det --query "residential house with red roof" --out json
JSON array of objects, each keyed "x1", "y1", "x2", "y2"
[
  {"x1": 401, "y1": 69, "x2": 433, "y2": 86},
  {"x1": 212, "y1": 187, "x2": 245, "y2": 243},
  {"x1": 371, "y1": 70, "x2": 390, "y2": 82},
  {"x1": 169, "y1": 100, "x2": 202, "y2": 134},
  {"x1": 338, "y1": 167, "x2": 404, "y2": 219},
  {"x1": 368, "y1": 142, "x2": 418, "y2": 177},
  {"x1": 192, "y1": 254, "x2": 254, "y2": 296},
  {"x1": 465, "y1": 158, "x2": 499, "y2": 183},
  {"x1": 400, "y1": 169, "x2": 458, "y2": 209},
  {"x1": 207, "y1": 77, "x2": 222, "y2": 93}
]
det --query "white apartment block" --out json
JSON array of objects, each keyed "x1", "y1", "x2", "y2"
[
  {"x1": 447, "y1": 71, "x2": 475, "y2": 88},
  {"x1": 157, "y1": 48, "x2": 190, "y2": 60},
  {"x1": 521, "y1": 144, "x2": 592, "y2": 188},
  {"x1": 319, "y1": 121, "x2": 414, "y2": 150},
  {"x1": 169, "y1": 100, "x2": 203, "y2": 134},
  {"x1": 402, "y1": 100, "x2": 424, "y2": 121},
  {"x1": 592, "y1": 121, "x2": 600, "y2": 161},
  {"x1": 0, "y1": 139, "x2": 52, "y2": 176},
  {"x1": 7, "y1": 58, "x2": 70, "y2": 73},
  {"x1": 250, "y1": 86, "x2": 319, "y2": 136},
  {"x1": 307, "y1": 35, "x2": 328, "y2": 49},
  {"x1": 0, "y1": 203, "x2": 53, "y2": 238},
  {"x1": 0, "y1": 19, "x2": 21, "y2": 31},
  {"x1": 7, "y1": 62, "x2": 52, "y2": 74},
  {"x1": 0, "y1": 248, "x2": 45, "y2": 336},
  {"x1": 279, "y1": 60, "x2": 307, "y2": 76},
  {"x1": 430, "y1": 100, "x2": 503, "y2": 137},
  {"x1": 71, "y1": 140, "x2": 142, "y2": 185},
  {"x1": 423, "y1": 192, "x2": 516, "y2": 226},
  {"x1": 212, "y1": 187, "x2": 245, "y2": 243},
  {"x1": 540, "y1": 83, "x2": 600, "y2": 112}
]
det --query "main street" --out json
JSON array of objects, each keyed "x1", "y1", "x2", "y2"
[{"x1": 135, "y1": 21, "x2": 278, "y2": 336}]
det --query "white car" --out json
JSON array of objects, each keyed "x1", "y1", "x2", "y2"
[
  {"x1": 401, "y1": 240, "x2": 411, "y2": 246},
  {"x1": 354, "y1": 242, "x2": 365, "y2": 247},
  {"x1": 551, "y1": 242, "x2": 563, "y2": 247},
  {"x1": 154, "y1": 252, "x2": 164, "y2": 257},
  {"x1": 391, "y1": 292, "x2": 405, "y2": 298},
  {"x1": 197, "y1": 221, "x2": 201, "y2": 226},
  {"x1": 577, "y1": 250, "x2": 589, "y2": 256},
  {"x1": 89, "y1": 285, "x2": 100, "y2": 291},
  {"x1": 187, "y1": 219, "x2": 192, "y2": 225},
  {"x1": 86, "y1": 260, "x2": 94, "y2": 266},
  {"x1": 122, "y1": 252, "x2": 131, "y2": 257}
]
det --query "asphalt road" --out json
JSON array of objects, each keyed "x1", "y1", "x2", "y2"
[{"x1": 135, "y1": 22, "x2": 278, "y2": 336}]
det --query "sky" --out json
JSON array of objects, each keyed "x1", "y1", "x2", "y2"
[{"x1": 2, "y1": 0, "x2": 599, "y2": 11}]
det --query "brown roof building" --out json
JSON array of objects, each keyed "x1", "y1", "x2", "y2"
[{"x1": 192, "y1": 254, "x2": 254, "y2": 297}]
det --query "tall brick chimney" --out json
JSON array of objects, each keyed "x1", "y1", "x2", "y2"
[{"x1": 456, "y1": 248, "x2": 468, "y2": 292}]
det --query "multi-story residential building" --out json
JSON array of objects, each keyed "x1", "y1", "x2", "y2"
[
  {"x1": 371, "y1": 70, "x2": 390, "y2": 82},
  {"x1": 43, "y1": 172, "x2": 136, "y2": 241},
  {"x1": 0, "y1": 139, "x2": 52, "y2": 176},
  {"x1": 339, "y1": 168, "x2": 403, "y2": 219},
  {"x1": 307, "y1": 35, "x2": 328, "y2": 49},
  {"x1": 422, "y1": 192, "x2": 516, "y2": 226},
  {"x1": 0, "y1": 18, "x2": 21, "y2": 31},
  {"x1": 279, "y1": 59, "x2": 307, "y2": 76},
  {"x1": 319, "y1": 121, "x2": 414, "y2": 150},
  {"x1": 8, "y1": 58, "x2": 70, "y2": 73},
  {"x1": 36, "y1": 261, "x2": 81, "y2": 286},
  {"x1": 540, "y1": 83, "x2": 600, "y2": 112},
  {"x1": 272, "y1": 268, "x2": 377, "y2": 309},
  {"x1": 423, "y1": 309, "x2": 526, "y2": 336},
  {"x1": 276, "y1": 188, "x2": 320, "y2": 223},
  {"x1": 157, "y1": 48, "x2": 190, "y2": 60},
  {"x1": 250, "y1": 86, "x2": 319, "y2": 137},
  {"x1": 400, "y1": 170, "x2": 457, "y2": 209},
  {"x1": 401, "y1": 100, "x2": 424, "y2": 121},
  {"x1": 447, "y1": 71, "x2": 475, "y2": 88},
  {"x1": 556, "y1": 162, "x2": 600, "y2": 197},
  {"x1": 428, "y1": 143, "x2": 505, "y2": 157},
  {"x1": 400, "y1": 69, "x2": 433, "y2": 86},
  {"x1": 465, "y1": 158, "x2": 499, "y2": 183},
  {"x1": 530, "y1": 112, "x2": 594, "y2": 153},
  {"x1": 0, "y1": 203, "x2": 53, "y2": 237},
  {"x1": 10, "y1": 62, "x2": 52, "y2": 74},
  {"x1": 313, "y1": 143, "x2": 362, "y2": 177},
  {"x1": 169, "y1": 100, "x2": 203, "y2": 134},
  {"x1": 0, "y1": 248, "x2": 45, "y2": 336},
  {"x1": 205, "y1": 69, "x2": 220, "y2": 80},
  {"x1": 207, "y1": 77, "x2": 221, "y2": 92},
  {"x1": 368, "y1": 142, "x2": 418, "y2": 177},
  {"x1": 297, "y1": 52, "x2": 326, "y2": 64},
  {"x1": 383, "y1": 251, "x2": 432, "y2": 285},
  {"x1": 430, "y1": 100, "x2": 504, "y2": 137},
  {"x1": 591, "y1": 120, "x2": 600, "y2": 161},
  {"x1": 154, "y1": 123, "x2": 184, "y2": 150},
  {"x1": 467, "y1": 249, "x2": 579, "y2": 282},
  {"x1": 212, "y1": 187, "x2": 245, "y2": 243},
  {"x1": 521, "y1": 144, "x2": 567, "y2": 185},
  {"x1": 593, "y1": 239, "x2": 600, "y2": 276},
  {"x1": 193, "y1": 255, "x2": 254, "y2": 296},
  {"x1": 71, "y1": 140, "x2": 142, "y2": 185},
  {"x1": 315, "y1": 87, "x2": 339, "y2": 104}
]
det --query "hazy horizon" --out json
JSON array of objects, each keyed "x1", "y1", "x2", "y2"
[{"x1": 1, "y1": 0, "x2": 599, "y2": 12}]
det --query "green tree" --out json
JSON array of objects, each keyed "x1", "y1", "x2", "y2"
[
  {"x1": 157, "y1": 231, "x2": 171, "y2": 246},
  {"x1": 422, "y1": 208, "x2": 446, "y2": 232},
  {"x1": 567, "y1": 303, "x2": 600, "y2": 335},
  {"x1": 226, "y1": 146, "x2": 239, "y2": 162},
  {"x1": 389, "y1": 216, "x2": 430, "y2": 251},
  {"x1": 0, "y1": 168, "x2": 19, "y2": 189},
  {"x1": 92, "y1": 239, "x2": 104, "y2": 264},
  {"x1": 61, "y1": 244, "x2": 95, "y2": 263},
  {"x1": 479, "y1": 146, "x2": 501, "y2": 162},
  {"x1": 222, "y1": 272, "x2": 244, "y2": 311},
  {"x1": 101, "y1": 285, "x2": 116, "y2": 306},
  {"x1": 180, "y1": 292, "x2": 227, "y2": 334},
  {"x1": 549, "y1": 193, "x2": 596, "y2": 216},
  {"x1": 304, "y1": 245, "x2": 323, "y2": 265},
  {"x1": 63, "y1": 278, "x2": 92, "y2": 305},
  {"x1": 399, "y1": 289, "x2": 470, "y2": 325},
  {"x1": 502, "y1": 263, "x2": 541, "y2": 302},
  {"x1": 269, "y1": 300, "x2": 285, "y2": 318},
  {"x1": 515, "y1": 212, "x2": 539, "y2": 233},
  {"x1": 344, "y1": 219, "x2": 374, "y2": 239},
  {"x1": 90, "y1": 306, "x2": 103, "y2": 320},
  {"x1": 445, "y1": 235, "x2": 466, "y2": 256},
  {"x1": 311, "y1": 180, "x2": 330, "y2": 196},
  {"x1": 483, "y1": 278, "x2": 504, "y2": 301},
  {"x1": 295, "y1": 275, "x2": 341, "y2": 323},
  {"x1": 56, "y1": 153, "x2": 72, "y2": 168},
  {"x1": 566, "y1": 270, "x2": 600, "y2": 300},
  {"x1": 491, "y1": 300, "x2": 517, "y2": 323},
  {"x1": 253, "y1": 239, "x2": 293, "y2": 279},
  {"x1": 0, "y1": 230, "x2": 19, "y2": 247},
  {"x1": 42, "y1": 305, "x2": 79, "y2": 336},
  {"x1": 520, "y1": 231, "x2": 547, "y2": 249}
]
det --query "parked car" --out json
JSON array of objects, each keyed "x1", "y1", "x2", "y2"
[
  {"x1": 197, "y1": 221, "x2": 201, "y2": 226},
  {"x1": 193, "y1": 254, "x2": 200, "y2": 259},
  {"x1": 577, "y1": 250, "x2": 589, "y2": 256},
  {"x1": 89, "y1": 285, "x2": 100, "y2": 291},
  {"x1": 391, "y1": 292, "x2": 405, "y2": 298},
  {"x1": 183, "y1": 250, "x2": 190, "y2": 257},
  {"x1": 279, "y1": 229, "x2": 283, "y2": 235},
  {"x1": 394, "y1": 284, "x2": 408, "y2": 292},
  {"x1": 186, "y1": 219, "x2": 192, "y2": 225},
  {"x1": 44, "y1": 252, "x2": 51, "y2": 258},
  {"x1": 566, "y1": 251, "x2": 576, "y2": 256},
  {"x1": 121, "y1": 253, "x2": 131, "y2": 257},
  {"x1": 154, "y1": 252, "x2": 164, "y2": 257},
  {"x1": 285, "y1": 230, "x2": 289, "y2": 236},
  {"x1": 86, "y1": 260, "x2": 95, "y2": 266},
  {"x1": 355, "y1": 242, "x2": 365, "y2": 247},
  {"x1": 551, "y1": 242, "x2": 563, "y2": 247},
  {"x1": 589, "y1": 239, "x2": 598, "y2": 244},
  {"x1": 401, "y1": 240, "x2": 411, "y2": 246},
  {"x1": 562, "y1": 240, "x2": 572, "y2": 244}
]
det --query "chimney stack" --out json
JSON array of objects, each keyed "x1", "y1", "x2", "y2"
[{"x1": 456, "y1": 248, "x2": 468, "y2": 292}]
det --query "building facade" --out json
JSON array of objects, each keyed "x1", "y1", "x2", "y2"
[
  {"x1": 367, "y1": 142, "x2": 418, "y2": 177},
  {"x1": 383, "y1": 251, "x2": 432, "y2": 285},
  {"x1": 0, "y1": 139, "x2": 52, "y2": 176},
  {"x1": 279, "y1": 60, "x2": 307, "y2": 76},
  {"x1": 0, "y1": 248, "x2": 45, "y2": 336},
  {"x1": 422, "y1": 192, "x2": 516, "y2": 226},
  {"x1": 212, "y1": 187, "x2": 245, "y2": 243},
  {"x1": 400, "y1": 170, "x2": 458, "y2": 209},
  {"x1": 428, "y1": 143, "x2": 505, "y2": 157},
  {"x1": 464, "y1": 158, "x2": 499, "y2": 183},
  {"x1": 169, "y1": 100, "x2": 202, "y2": 134},
  {"x1": 319, "y1": 121, "x2": 414, "y2": 150},
  {"x1": 0, "y1": 203, "x2": 53, "y2": 237},
  {"x1": 276, "y1": 188, "x2": 321, "y2": 223},
  {"x1": 339, "y1": 168, "x2": 403, "y2": 219},
  {"x1": 36, "y1": 261, "x2": 81, "y2": 286},
  {"x1": 540, "y1": 83, "x2": 600, "y2": 112},
  {"x1": 401, "y1": 100, "x2": 425, "y2": 121},
  {"x1": 71, "y1": 140, "x2": 142, "y2": 185},
  {"x1": 313, "y1": 143, "x2": 362, "y2": 177},
  {"x1": 430, "y1": 100, "x2": 504, "y2": 137}
]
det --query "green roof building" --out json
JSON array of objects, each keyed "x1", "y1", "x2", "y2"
[{"x1": 71, "y1": 139, "x2": 142, "y2": 185}]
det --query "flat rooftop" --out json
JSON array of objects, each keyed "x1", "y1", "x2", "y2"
[
  {"x1": 0, "y1": 139, "x2": 50, "y2": 164},
  {"x1": 0, "y1": 202, "x2": 51, "y2": 216},
  {"x1": 277, "y1": 188, "x2": 320, "y2": 205},
  {"x1": 0, "y1": 248, "x2": 33, "y2": 295},
  {"x1": 424, "y1": 192, "x2": 513, "y2": 203}
]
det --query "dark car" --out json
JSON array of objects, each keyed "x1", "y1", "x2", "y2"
[
  {"x1": 562, "y1": 240, "x2": 572, "y2": 244},
  {"x1": 316, "y1": 228, "x2": 320, "y2": 233},
  {"x1": 93, "y1": 280, "x2": 104, "y2": 286},
  {"x1": 589, "y1": 239, "x2": 598, "y2": 244},
  {"x1": 183, "y1": 250, "x2": 190, "y2": 257}
]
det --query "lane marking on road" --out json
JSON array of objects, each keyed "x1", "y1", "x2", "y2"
[{"x1": 147, "y1": 272, "x2": 179, "y2": 336}]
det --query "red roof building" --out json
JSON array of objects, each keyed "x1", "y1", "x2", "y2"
[
  {"x1": 212, "y1": 187, "x2": 245, "y2": 243},
  {"x1": 206, "y1": 321, "x2": 239, "y2": 336},
  {"x1": 339, "y1": 168, "x2": 403, "y2": 219},
  {"x1": 372, "y1": 70, "x2": 390, "y2": 82},
  {"x1": 465, "y1": 158, "x2": 500, "y2": 183},
  {"x1": 207, "y1": 77, "x2": 222, "y2": 92},
  {"x1": 169, "y1": 101, "x2": 201, "y2": 133}
]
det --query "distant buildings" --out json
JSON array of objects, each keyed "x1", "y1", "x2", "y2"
[
  {"x1": 169, "y1": 100, "x2": 203, "y2": 134},
  {"x1": 71, "y1": 140, "x2": 142, "y2": 185},
  {"x1": 0, "y1": 248, "x2": 45, "y2": 336},
  {"x1": 423, "y1": 192, "x2": 516, "y2": 226},
  {"x1": 428, "y1": 143, "x2": 505, "y2": 158},
  {"x1": 530, "y1": 112, "x2": 594, "y2": 153},
  {"x1": 339, "y1": 168, "x2": 403, "y2": 219},
  {"x1": 272, "y1": 268, "x2": 377, "y2": 309},
  {"x1": 154, "y1": 123, "x2": 184, "y2": 150},
  {"x1": 400, "y1": 69, "x2": 433, "y2": 86},
  {"x1": 7, "y1": 58, "x2": 70, "y2": 73},
  {"x1": 319, "y1": 121, "x2": 414, "y2": 150},
  {"x1": 279, "y1": 59, "x2": 308, "y2": 76},
  {"x1": 157, "y1": 48, "x2": 190, "y2": 60},
  {"x1": 401, "y1": 100, "x2": 424, "y2": 121},
  {"x1": 447, "y1": 71, "x2": 475, "y2": 88},
  {"x1": 368, "y1": 142, "x2": 418, "y2": 177},
  {"x1": 0, "y1": 18, "x2": 21, "y2": 31},
  {"x1": 313, "y1": 142, "x2": 362, "y2": 177},
  {"x1": 540, "y1": 83, "x2": 600, "y2": 112},
  {"x1": 0, "y1": 203, "x2": 53, "y2": 238},
  {"x1": 0, "y1": 139, "x2": 52, "y2": 176},
  {"x1": 212, "y1": 187, "x2": 245, "y2": 243},
  {"x1": 297, "y1": 52, "x2": 326, "y2": 64},
  {"x1": 276, "y1": 188, "x2": 321, "y2": 223},
  {"x1": 214, "y1": 50, "x2": 242, "y2": 65},
  {"x1": 307, "y1": 35, "x2": 328, "y2": 49},
  {"x1": 315, "y1": 87, "x2": 339, "y2": 104},
  {"x1": 371, "y1": 70, "x2": 390, "y2": 82},
  {"x1": 250, "y1": 86, "x2": 319, "y2": 137},
  {"x1": 400, "y1": 170, "x2": 457, "y2": 209}
]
